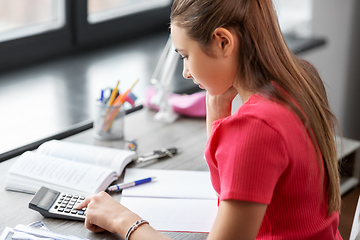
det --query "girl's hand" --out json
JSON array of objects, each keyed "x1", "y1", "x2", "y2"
[
  {"x1": 76, "y1": 191, "x2": 141, "y2": 236},
  {"x1": 206, "y1": 86, "x2": 238, "y2": 137}
]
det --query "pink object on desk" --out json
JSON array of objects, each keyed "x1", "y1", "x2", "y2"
[
  {"x1": 125, "y1": 91, "x2": 137, "y2": 107},
  {"x1": 145, "y1": 86, "x2": 206, "y2": 117}
]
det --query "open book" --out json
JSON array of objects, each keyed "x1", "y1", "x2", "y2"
[
  {"x1": 120, "y1": 168, "x2": 218, "y2": 233},
  {"x1": 5, "y1": 140, "x2": 137, "y2": 196}
]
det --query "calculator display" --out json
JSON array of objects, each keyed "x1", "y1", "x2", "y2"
[{"x1": 38, "y1": 190, "x2": 57, "y2": 210}]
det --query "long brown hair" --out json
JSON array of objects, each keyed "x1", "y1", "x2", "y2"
[{"x1": 171, "y1": 0, "x2": 341, "y2": 215}]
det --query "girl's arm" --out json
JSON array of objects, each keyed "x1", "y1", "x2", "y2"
[
  {"x1": 208, "y1": 200, "x2": 267, "y2": 240},
  {"x1": 206, "y1": 87, "x2": 238, "y2": 137},
  {"x1": 77, "y1": 188, "x2": 266, "y2": 240},
  {"x1": 76, "y1": 191, "x2": 172, "y2": 240}
]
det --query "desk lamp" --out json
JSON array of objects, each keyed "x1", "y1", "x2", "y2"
[{"x1": 150, "y1": 36, "x2": 179, "y2": 123}]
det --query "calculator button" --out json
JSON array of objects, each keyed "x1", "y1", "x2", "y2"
[
  {"x1": 79, "y1": 196, "x2": 85, "y2": 200},
  {"x1": 71, "y1": 209, "x2": 78, "y2": 214},
  {"x1": 61, "y1": 204, "x2": 67, "y2": 208},
  {"x1": 73, "y1": 195, "x2": 79, "y2": 199},
  {"x1": 64, "y1": 209, "x2": 71, "y2": 213},
  {"x1": 77, "y1": 210, "x2": 85, "y2": 215},
  {"x1": 58, "y1": 207, "x2": 65, "y2": 212},
  {"x1": 54, "y1": 205, "x2": 58, "y2": 209}
]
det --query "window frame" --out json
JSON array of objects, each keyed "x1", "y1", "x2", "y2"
[
  {"x1": 0, "y1": 0, "x2": 74, "y2": 72},
  {"x1": 0, "y1": 0, "x2": 172, "y2": 72},
  {"x1": 73, "y1": 1, "x2": 171, "y2": 48}
]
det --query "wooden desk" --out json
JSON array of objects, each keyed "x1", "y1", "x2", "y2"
[
  {"x1": 1, "y1": 108, "x2": 360, "y2": 239},
  {"x1": 0, "y1": 109, "x2": 209, "y2": 240}
]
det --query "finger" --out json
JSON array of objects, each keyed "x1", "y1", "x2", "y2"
[
  {"x1": 85, "y1": 216, "x2": 106, "y2": 233},
  {"x1": 75, "y1": 196, "x2": 91, "y2": 209},
  {"x1": 84, "y1": 216, "x2": 96, "y2": 231},
  {"x1": 89, "y1": 225, "x2": 106, "y2": 233}
]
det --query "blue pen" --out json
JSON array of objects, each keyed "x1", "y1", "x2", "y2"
[
  {"x1": 107, "y1": 177, "x2": 156, "y2": 192},
  {"x1": 99, "y1": 89, "x2": 104, "y2": 103}
]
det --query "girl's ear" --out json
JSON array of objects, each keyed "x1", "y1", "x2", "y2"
[{"x1": 212, "y1": 28, "x2": 236, "y2": 58}]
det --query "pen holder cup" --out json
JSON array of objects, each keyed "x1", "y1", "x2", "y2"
[{"x1": 93, "y1": 102, "x2": 125, "y2": 141}]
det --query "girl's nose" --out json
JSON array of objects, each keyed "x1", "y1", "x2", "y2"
[
  {"x1": 182, "y1": 62, "x2": 192, "y2": 79},
  {"x1": 183, "y1": 69, "x2": 192, "y2": 79}
]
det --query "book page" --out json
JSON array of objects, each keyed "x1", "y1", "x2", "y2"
[
  {"x1": 37, "y1": 140, "x2": 136, "y2": 175},
  {"x1": 122, "y1": 168, "x2": 217, "y2": 199},
  {"x1": 121, "y1": 196, "x2": 218, "y2": 232},
  {"x1": 6, "y1": 151, "x2": 117, "y2": 195}
]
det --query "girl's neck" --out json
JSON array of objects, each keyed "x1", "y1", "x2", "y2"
[{"x1": 234, "y1": 84, "x2": 255, "y2": 104}]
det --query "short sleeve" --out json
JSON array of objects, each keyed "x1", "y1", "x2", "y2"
[{"x1": 214, "y1": 115, "x2": 288, "y2": 204}]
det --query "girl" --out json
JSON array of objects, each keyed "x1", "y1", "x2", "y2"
[{"x1": 77, "y1": 0, "x2": 343, "y2": 239}]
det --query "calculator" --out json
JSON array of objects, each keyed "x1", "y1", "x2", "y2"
[{"x1": 29, "y1": 186, "x2": 87, "y2": 221}]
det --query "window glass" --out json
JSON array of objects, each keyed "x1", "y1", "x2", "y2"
[
  {"x1": 273, "y1": 0, "x2": 313, "y2": 37},
  {"x1": 0, "y1": 0, "x2": 65, "y2": 43},
  {"x1": 88, "y1": 0, "x2": 172, "y2": 24}
]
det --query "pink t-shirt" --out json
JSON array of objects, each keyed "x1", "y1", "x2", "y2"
[{"x1": 205, "y1": 94, "x2": 342, "y2": 240}]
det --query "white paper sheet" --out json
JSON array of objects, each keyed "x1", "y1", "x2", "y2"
[
  {"x1": 122, "y1": 168, "x2": 217, "y2": 199},
  {"x1": 121, "y1": 169, "x2": 219, "y2": 232},
  {"x1": 121, "y1": 196, "x2": 218, "y2": 232}
]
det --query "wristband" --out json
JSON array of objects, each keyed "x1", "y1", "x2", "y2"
[{"x1": 125, "y1": 219, "x2": 149, "y2": 240}]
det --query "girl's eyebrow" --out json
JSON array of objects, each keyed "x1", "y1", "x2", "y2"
[{"x1": 175, "y1": 48, "x2": 185, "y2": 53}]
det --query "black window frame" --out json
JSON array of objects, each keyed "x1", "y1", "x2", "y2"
[
  {"x1": 73, "y1": 1, "x2": 171, "y2": 48},
  {"x1": 0, "y1": 0, "x2": 172, "y2": 72},
  {"x1": 0, "y1": 0, "x2": 73, "y2": 72}
]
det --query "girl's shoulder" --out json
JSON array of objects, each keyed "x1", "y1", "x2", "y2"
[
  {"x1": 221, "y1": 94, "x2": 304, "y2": 135},
  {"x1": 240, "y1": 94, "x2": 293, "y2": 118}
]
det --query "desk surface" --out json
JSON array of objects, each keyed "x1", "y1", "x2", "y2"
[
  {"x1": 2, "y1": 107, "x2": 360, "y2": 239},
  {"x1": 0, "y1": 109, "x2": 210, "y2": 240}
]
